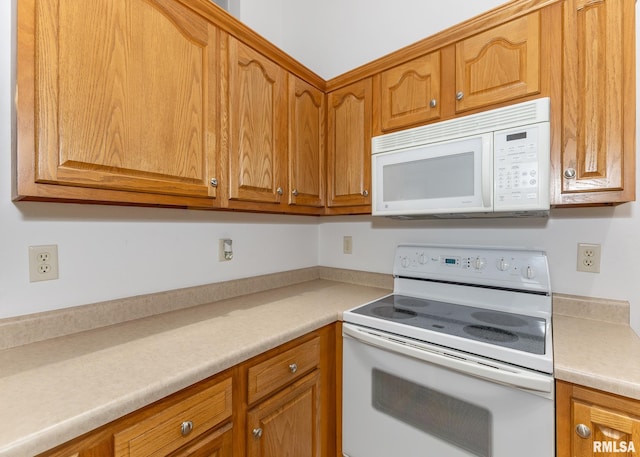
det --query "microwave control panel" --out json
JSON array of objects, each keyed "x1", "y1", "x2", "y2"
[{"x1": 494, "y1": 123, "x2": 550, "y2": 210}]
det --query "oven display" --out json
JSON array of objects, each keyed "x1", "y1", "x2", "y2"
[{"x1": 441, "y1": 256, "x2": 460, "y2": 266}]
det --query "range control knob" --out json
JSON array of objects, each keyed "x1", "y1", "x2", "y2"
[
  {"x1": 496, "y1": 258, "x2": 510, "y2": 271},
  {"x1": 400, "y1": 256, "x2": 410, "y2": 268},
  {"x1": 418, "y1": 252, "x2": 427, "y2": 265},
  {"x1": 472, "y1": 257, "x2": 486, "y2": 270},
  {"x1": 524, "y1": 265, "x2": 536, "y2": 279}
]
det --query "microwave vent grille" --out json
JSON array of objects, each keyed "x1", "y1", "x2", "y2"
[{"x1": 372, "y1": 97, "x2": 550, "y2": 154}]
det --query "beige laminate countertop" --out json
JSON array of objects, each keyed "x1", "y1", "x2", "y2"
[
  {"x1": 0, "y1": 279, "x2": 390, "y2": 457},
  {"x1": 553, "y1": 312, "x2": 640, "y2": 400}
]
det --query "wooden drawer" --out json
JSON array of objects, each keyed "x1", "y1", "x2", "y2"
[
  {"x1": 247, "y1": 336, "x2": 320, "y2": 404},
  {"x1": 114, "y1": 376, "x2": 232, "y2": 457}
]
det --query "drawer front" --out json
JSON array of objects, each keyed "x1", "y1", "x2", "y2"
[
  {"x1": 248, "y1": 336, "x2": 320, "y2": 404},
  {"x1": 114, "y1": 376, "x2": 232, "y2": 457}
]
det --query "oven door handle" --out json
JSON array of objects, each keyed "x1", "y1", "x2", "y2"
[{"x1": 343, "y1": 324, "x2": 553, "y2": 393}]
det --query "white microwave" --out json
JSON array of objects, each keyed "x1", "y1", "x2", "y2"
[{"x1": 372, "y1": 98, "x2": 550, "y2": 218}]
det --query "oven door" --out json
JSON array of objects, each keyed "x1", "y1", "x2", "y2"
[{"x1": 342, "y1": 323, "x2": 554, "y2": 457}]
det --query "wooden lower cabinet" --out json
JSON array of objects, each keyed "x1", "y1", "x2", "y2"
[
  {"x1": 37, "y1": 325, "x2": 336, "y2": 457},
  {"x1": 557, "y1": 380, "x2": 640, "y2": 456},
  {"x1": 246, "y1": 371, "x2": 321, "y2": 457}
]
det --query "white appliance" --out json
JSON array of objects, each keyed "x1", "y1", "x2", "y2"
[
  {"x1": 342, "y1": 244, "x2": 554, "y2": 457},
  {"x1": 372, "y1": 98, "x2": 550, "y2": 218}
]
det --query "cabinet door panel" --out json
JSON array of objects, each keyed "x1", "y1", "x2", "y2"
[
  {"x1": 288, "y1": 75, "x2": 325, "y2": 208},
  {"x1": 380, "y1": 51, "x2": 441, "y2": 131},
  {"x1": 327, "y1": 79, "x2": 372, "y2": 209},
  {"x1": 573, "y1": 401, "x2": 640, "y2": 456},
  {"x1": 227, "y1": 37, "x2": 287, "y2": 205},
  {"x1": 34, "y1": 0, "x2": 218, "y2": 200},
  {"x1": 555, "y1": 0, "x2": 635, "y2": 205},
  {"x1": 247, "y1": 371, "x2": 320, "y2": 457},
  {"x1": 455, "y1": 12, "x2": 541, "y2": 112}
]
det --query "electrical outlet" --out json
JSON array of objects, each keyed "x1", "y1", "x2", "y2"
[
  {"x1": 219, "y1": 239, "x2": 233, "y2": 262},
  {"x1": 343, "y1": 236, "x2": 353, "y2": 254},
  {"x1": 577, "y1": 243, "x2": 601, "y2": 273},
  {"x1": 29, "y1": 245, "x2": 59, "y2": 282}
]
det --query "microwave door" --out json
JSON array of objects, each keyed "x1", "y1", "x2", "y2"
[{"x1": 373, "y1": 134, "x2": 493, "y2": 216}]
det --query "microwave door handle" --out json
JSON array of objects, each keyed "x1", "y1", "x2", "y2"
[{"x1": 343, "y1": 324, "x2": 553, "y2": 393}]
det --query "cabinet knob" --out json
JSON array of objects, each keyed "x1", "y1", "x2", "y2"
[
  {"x1": 252, "y1": 427, "x2": 263, "y2": 439},
  {"x1": 292, "y1": 189, "x2": 299, "y2": 197},
  {"x1": 430, "y1": 98, "x2": 437, "y2": 108},
  {"x1": 575, "y1": 423, "x2": 592, "y2": 439},
  {"x1": 181, "y1": 420, "x2": 194, "y2": 436},
  {"x1": 564, "y1": 168, "x2": 577, "y2": 179},
  {"x1": 276, "y1": 187, "x2": 283, "y2": 196},
  {"x1": 456, "y1": 91, "x2": 464, "y2": 101},
  {"x1": 210, "y1": 178, "x2": 218, "y2": 187},
  {"x1": 362, "y1": 189, "x2": 369, "y2": 197},
  {"x1": 289, "y1": 363, "x2": 298, "y2": 373}
]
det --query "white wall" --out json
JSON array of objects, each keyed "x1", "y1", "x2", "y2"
[
  {"x1": 239, "y1": 0, "x2": 506, "y2": 79},
  {"x1": 0, "y1": 0, "x2": 318, "y2": 319}
]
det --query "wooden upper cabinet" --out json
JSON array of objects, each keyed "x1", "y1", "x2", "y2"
[
  {"x1": 326, "y1": 79, "x2": 372, "y2": 210},
  {"x1": 17, "y1": 0, "x2": 220, "y2": 206},
  {"x1": 224, "y1": 36, "x2": 288, "y2": 207},
  {"x1": 454, "y1": 12, "x2": 541, "y2": 113},
  {"x1": 288, "y1": 75, "x2": 326, "y2": 209},
  {"x1": 554, "y1": 0, "x2": 635, "y2": 206},
  {"x1": 378, "y1": 51, "x2": 441, "y2": 132}
]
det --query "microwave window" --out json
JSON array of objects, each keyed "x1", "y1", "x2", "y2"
[{"x1": 383, "y1": 151, "x2": 475, "y2": 201}]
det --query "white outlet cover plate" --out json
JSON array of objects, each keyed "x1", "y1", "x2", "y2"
[{"x1": 29, "y1": 245, "x2": 59, "y2": 282}]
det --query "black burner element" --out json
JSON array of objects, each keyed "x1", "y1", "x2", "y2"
[
  {"x1": 372, "y1": 306, "x2": 417, "y2": 319},
  {"x1": 471, "y1": 311, "x2": 529, "y2": 327},
  {"x1": 463, "y1": 325, "x2": 519, "y2": 343}
]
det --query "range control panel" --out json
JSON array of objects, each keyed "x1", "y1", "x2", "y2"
[{"x1": 394, "y1": 244, "x2": 550, "y2": 294}]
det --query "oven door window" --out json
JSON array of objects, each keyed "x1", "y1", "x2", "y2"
[{"x1": 372, "y1": 369, "x2": 491, "y2": 457}]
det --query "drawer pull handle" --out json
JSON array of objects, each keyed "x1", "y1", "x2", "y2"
[
  {"x1": 181, "y1": 420, "x2": 194, "y2": 436},
  {"x1": 289, "y1": 363, "x2": 298, "y2": 373},
  {"x1": 576, "y1": 423, "x2": 592, "y2": 439},
  {"x1": 252, "y1": 427, "x2": 263, "y2": 439}
]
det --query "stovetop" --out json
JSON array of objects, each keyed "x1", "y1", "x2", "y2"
[
  {"x1": 350, "y1": 294, "x2": 546, "y2": 355},
  {"x1": 343, "y1": 244, "x2": 553, "y2": 373}
]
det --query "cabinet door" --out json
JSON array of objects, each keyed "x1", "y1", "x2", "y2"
[
  {"x1": 247, "y1": 371, "x2": 321, "y2": 457},
  {"x1": 554, "y1": 0, "x2": 635, "y2": 205},
  {"x1": 326, "y1": 79, "x2": 372, "y2": 210},
  {"x1": 379, "y1": 51, "x2": 441, "y2": 131},
  {"x1": 288, "y1": 75, "x2": 325, "y2": 208},
  {"x1": 571, "y1": 401, "x2": 640, "y2": 456},
  {"x1": 24, "y1": 0, "x2": 219, "y2": 204},
  {"x1": 455, "y1": 12, "x2": 541, "y2": 113},
  {"x1": 226, "y1": 37, "x2": 288, "y2": 206}
]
